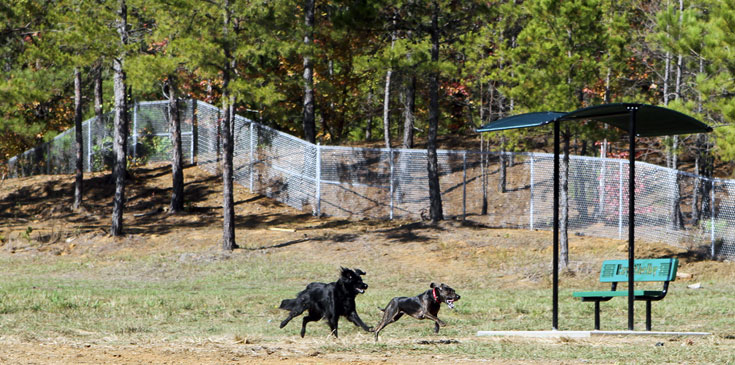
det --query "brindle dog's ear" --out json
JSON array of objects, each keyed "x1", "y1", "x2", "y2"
[
  {"x1": 430, "y1": 282, "x2": 437, "y2": 288},
  {"x1": 354, "y1": 268, "x2": 366, "y2": 276}
]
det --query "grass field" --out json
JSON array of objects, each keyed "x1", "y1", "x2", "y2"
[{"x1": 1, "y1": 165, "x2": 735, "y2": 363}]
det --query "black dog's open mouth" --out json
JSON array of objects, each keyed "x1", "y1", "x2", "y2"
[
  {"x1": 357, "y1": 288, "x2": 365, "y2": 294},
  {"x1": 446, "y1": 299, "x2": 455, "y2": 309}
]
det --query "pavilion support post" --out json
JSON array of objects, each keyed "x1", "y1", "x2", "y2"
[
  {"x1": 553, "y1": 119, "x2": 560, "y2": 330},
  {"x1": 628, "y1": 106, "x2": 638, "y2": 331}
]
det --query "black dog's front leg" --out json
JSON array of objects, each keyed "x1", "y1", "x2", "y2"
[
  {"x1": 347, "y1": 311, "x2": 373, "y2": 332},
  {"x1": 328, "y1": 316, "x2": 339, "y2": 337}
]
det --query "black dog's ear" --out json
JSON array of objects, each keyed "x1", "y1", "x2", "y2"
[
  {"x1": 430, "y1": 282, "x2": 437, "y2": 288},
  {"x1": 354, "y1": 268, "x2": 366, "y2": 276}
]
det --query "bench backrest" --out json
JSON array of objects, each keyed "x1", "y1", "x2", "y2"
[{"x1": 598, "y1": 258, "x2": 678, "y2": 283}]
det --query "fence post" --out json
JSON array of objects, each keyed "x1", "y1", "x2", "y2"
[
  {"x1": 711, "y1": 179, "x2": 716, "y2": 258},
  {"x1": 315, "y1": 143, "x2": 321, "y2": 217},
  {"x1": 599, "y1": 157, "x2": 606, "y2": 217},
  {"x1": 462, "y1": 151, "x2": 467, "y2": 221},
  {"x1": 389, "y1": 148, "x2": 394, "y2": 220},
  {"x1": 530, "y1": 153, "x2": 534, "y2": 230},
  {"x1": 132, "y1": 101, "x2": 138, "y2": 159},
  {"x1": 249, "y1": 122, "x2": 255, "y2": 191},
  {"x1": 190, "y1": 99, "x2": 196, "y2": 164},
  {"x1": 618, "y1": 159, "x2": 623, "y2": 240},
  {"x1": 87, "y1": 119, "x2": 92, "y2": 172}
]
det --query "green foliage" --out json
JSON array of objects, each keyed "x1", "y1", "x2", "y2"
[
  {"x1": 91, "y1": 136, "x2": 114, "y2": 171},
  {"x1": 1, "y1": 0, "x2": 727, "y2": 166}
]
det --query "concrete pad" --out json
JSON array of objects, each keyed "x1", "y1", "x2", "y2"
[
  {"x1": 477, "y1": 330, "x2": 592, "y2": 338},
  {"x1": 591, "y1": 330, "x2": 711, "y2": 336},
  {"x1": 477, "y1": 330, "x2": 711, "y2": 338}
]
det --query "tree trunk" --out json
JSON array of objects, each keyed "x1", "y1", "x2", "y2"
[
  {"x1": 499, "y1": 136, "x2": 507, "y2": 193},
  {"x1": 402, "y1": 75, "x2": 415, "y2": 149},
  {"x1": 302, "y1": 0, "x2": 316, "y2": 144},
  {"x1": 671, "y1": 136, "x2": 684, "y2": 229},
  {"x1": 382, "y1": 15, "x2": 399, "y2": 149},
  {"x1": 73, "y1": 67, "x2": 84, "y2": 210},
  {"x1": 670, "y1": 0, "x2": 684, "y2": 229},
  {"x1": 111, "y1": 0, "x2": 129, "y2": 237},
  {"x1": 221, "y1": 0, "x2": 237, "y2": 251},
  {"x1": 111, "y1": 67, "x2": 127, "y2": 235},
  {"x1": 382, "y1": 69, "x2": 392, "y2": 149},
  {"x1": 427, "y1": 1, "x2": 443, "y2": 223},
  {"x1": 94, "y1": 63, "x2": 103, "y2": 147},
  {"x1": 365, "y1": 88, "x2": 373, "y2": 141},
  {"x1": 168, "y1": 78, "x2": 184, "y2": 213},
  {"x1": 560, "y1": 128, "x2": 570, "y2": 269}
]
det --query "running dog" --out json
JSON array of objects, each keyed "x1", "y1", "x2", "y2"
[
  {"x1": 373, "y1": 283, "x2": 460, "y2": 341},
  {"x1": 279, "y1": 267, "x2": 372, "y2": 338}
]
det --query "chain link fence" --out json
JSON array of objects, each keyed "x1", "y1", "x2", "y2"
[
  {"x1": 4, "y1": 99, "x2": 734, "y2": 259},
  {"x1": 4, "y1": 100, "x2": 194, "y2": 177}
]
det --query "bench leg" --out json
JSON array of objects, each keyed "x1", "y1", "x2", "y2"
[
  {"x1": 646, "y1": 300, "x2": 652, "y2": 331},
  {"x1": 594, "y1": 301, "x2": 600, "y2": 330}
]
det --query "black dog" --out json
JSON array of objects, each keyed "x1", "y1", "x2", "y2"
[
  {"x1": 279, "y1": 267, "x2": 372, "y2": 338},
  {"x1": 373, "y1": 283, "x2": 460, "y2": 341}
]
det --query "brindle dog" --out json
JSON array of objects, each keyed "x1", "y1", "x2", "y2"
[{"x1": 373, "y1": 283, "x2": 460, "y2": 341}]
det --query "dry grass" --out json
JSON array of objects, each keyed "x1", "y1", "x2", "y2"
[{"x1": 1, "y1": 164, "x2": 735, "y2": 364}]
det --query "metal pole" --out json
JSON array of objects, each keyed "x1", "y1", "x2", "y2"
[
  {"x1": 87, "y1": 119, "x2": 92, "y2": 172},
  {"x1": 711, "y1": 179, "x2": 715, "y2": 258},
  {"x1": 462, "y1": 151, "x2": 467, "y2": 221},
  {"x1": 191, "y1": 100, "x2": 196, "y2": 164},
  {"x1": 249, "y1": 123, "x2": 255, "y2": 191},
  {"x1": 553, "y1": 119, "x2": 560, "y2": 330},
  {"x1": 316, "y1": 143, "x2": 321, "y2": 216},
  {"x1": 530, "y1": 153, "x2": 534, "y2": 230},
  {"x1": 389, "y1": 149, "x2": 394, "y2": 220},
  {"x1": 618, "y1": 160, "x2": 623, "y2": 239},
  {"x1": 628, "y1": 106, "x2": 638, "y2": 331},
  {"x1": 599, "y1": 154, "x2": 606, "y2": 218},
  {"x1": 133, "y1": 102, "x2": 138, "y2": 159}
]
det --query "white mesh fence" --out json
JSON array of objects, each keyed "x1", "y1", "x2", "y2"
[
  {"x1": 4, "y1": 100, "x2": 194, "y2": 177},
  {"x1": 4, "y1": 99, "x2": 735, "y2": 258}
]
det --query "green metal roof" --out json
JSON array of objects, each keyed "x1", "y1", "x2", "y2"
[{"x1": 477, "y1": 103, "x2": 712, "y2": 137}]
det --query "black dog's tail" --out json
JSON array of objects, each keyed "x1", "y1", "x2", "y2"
[{"x1": 280, "y1": 298, "x2": 297, "y2": 311}]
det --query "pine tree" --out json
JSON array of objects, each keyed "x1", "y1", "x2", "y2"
[
  {"x1": 504, "y1": 0, "x2": 610, "y2": 269},
  {"x1": 111, "y1": 0, "x2": 130, "y2": 237}
]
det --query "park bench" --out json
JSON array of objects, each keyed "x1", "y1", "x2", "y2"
[{"x1": 573, "y1": 258, "x2": 679, "y2": 331}]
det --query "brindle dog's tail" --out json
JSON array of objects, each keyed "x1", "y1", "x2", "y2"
[{"x1": 376, "y1": 306, "x2": 386, "y2": 312}]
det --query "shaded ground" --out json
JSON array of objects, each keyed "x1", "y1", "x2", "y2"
[{"x1": 1, "y1": 163, "x2": 733, "y2": 364}]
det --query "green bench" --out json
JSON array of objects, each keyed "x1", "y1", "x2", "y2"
[{"x1": 573, "y1": 258, "x2": 679, "y2": 331}]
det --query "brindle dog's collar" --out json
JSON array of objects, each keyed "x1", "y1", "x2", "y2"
[{"x1": 432, "y1": 287, "x2": 439, "y2": 303}]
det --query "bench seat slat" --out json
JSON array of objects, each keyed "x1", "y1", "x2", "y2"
[{"x1": 573, "y1": 290, "x2": 664, "y2": 298}]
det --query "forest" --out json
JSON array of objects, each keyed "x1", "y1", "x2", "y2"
[
  {"x1": 2, "y1": 0, "x2": 735, "y2": 229},
  {"x1": 2, "y1": 0, "x2": 734, "y2": 164}
]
